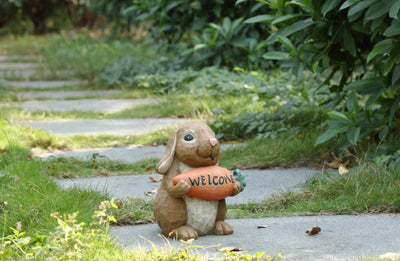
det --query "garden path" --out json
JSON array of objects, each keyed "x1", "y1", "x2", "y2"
[{"x1": 1, "y1": 56, "x2": 399, "y2": 261}]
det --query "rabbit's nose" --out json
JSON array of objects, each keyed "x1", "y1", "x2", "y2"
[{"x1": 209, "y1": 138, "x2": 218, "y2": 147}]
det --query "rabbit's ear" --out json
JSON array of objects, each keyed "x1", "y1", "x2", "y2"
[{"x1": 156, "y1": 129, "x2": 177, "y2": 174}]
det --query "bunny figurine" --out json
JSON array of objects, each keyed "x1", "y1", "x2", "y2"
[{"x1": 154, "y1": 121, "x2": 242, "y2": 240}]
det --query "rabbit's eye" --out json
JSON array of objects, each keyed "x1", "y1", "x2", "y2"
[{"x1": 183, "y1": 134, "x2": 194, "y2": 141}]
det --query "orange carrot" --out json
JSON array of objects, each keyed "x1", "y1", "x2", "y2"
[{"x1": 173, "y1": 166, "x2": 236, "y2": 200}]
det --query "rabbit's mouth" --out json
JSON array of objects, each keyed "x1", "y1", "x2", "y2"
[{"x1": 196, "y1": 146, "x2": 219, "y2": 161}]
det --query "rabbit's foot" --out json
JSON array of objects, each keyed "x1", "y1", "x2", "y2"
[
  {"x1": 169, "y1": 225, "x2": 198, "y2": 241},
  {"x1": 214, "y1": 221, "x2": 233, "y2": 235}
]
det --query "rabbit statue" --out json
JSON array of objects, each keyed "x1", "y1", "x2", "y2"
[{"x1": 154, "y1": 121, "x2": 242, "y2": 240}]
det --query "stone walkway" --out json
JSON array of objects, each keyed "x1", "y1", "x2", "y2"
[
  {"x1": 6, "y1": 80, "x2": 84, "y2": 89},
  {"x1": 111, "y1": 215, "x2": 400, "y2": 261},
  {"x1": 2, "y1": 55, "x2": 400, "y2": 261},
  {"x1": 19, "y1": 118, "x2": 188, "y2": 136},
  {"x1": 57, "y1": 169, "x2": 316, "y2": 204},
  {"x1": 17, "y1": 90, "x2": 121, "y2": 99},
  {"x1": 21, "y1": 98, "x2": 160, "y2": 113}
]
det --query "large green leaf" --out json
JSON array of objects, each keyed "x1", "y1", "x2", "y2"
[
  {"x1": 384, "y1": 19, "x2": 400, "y2": 37},
  {"x1": 277, "y1": 35, "x2": 295, "y2": 52},
  {"x1": 262, "y1": 51, "x2": 290, "y2": 60},
  {"x1": 392, "y1": 64, "x2": 400, "y2": 85},
  {"x1": 367, "y1": 39, "x2": 392, "y2": 63},
  {"x1": 267, "y1": 18, "x2": 314, "y2": 43},
  {"x1": 271, "y1": 14, "x2": 303, "y2": 25},
  {"x1": 315, "y1": 125, "x2": 349, "y2": 145},
  {"x1": 344, "y1": 77, "x2": 380, "y2": 91},
  {"x1": 364, "y1": 0, "x2": 393, "y2": 20},
  {"x1": 244, "y1": 15, "x2": 275, "y2": 24},
  {"x1": 346, "y1": 127, "x2": 360, "y2": 145},
  {"x1": 339, "y1": 0, "x2": 359, "y2": 11},
  {"x1": 235, "y1": 0, "x2": 248, "y2": 6},
  {"x1": 347, "y1": 0, "x2": 378, "y2": 17},
  {"x1": 327, "y1": 111, "x2": 351, "y2": 121},
  {"x1": 389, "y1": 1, "x2": 400, "y2": 18},
  {"x1": 321, "y1": 0, "x2": 342, "y2": 17},
  {"x1": 384, "y1": 51, "x2": 400, "y2": 76}
]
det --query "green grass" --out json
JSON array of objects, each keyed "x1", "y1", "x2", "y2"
[
  {"x1": 0, "y1": 146, "x2": 108, "y2": 237},
  {"x1": 0, "y1": 35, "x2": 47, "y2": 55},
  {"x1": 220, "y1": 131, "x2": 334, "y2": 169},
  {"x1": 0, "y1": 119, "x2": 174, "y2": 151},
  {"x1": 227, "y1": 164, "x2": 400, "y2": 218},
  {"x1": 42, "y1": 157, "x2": 159, "y2": 178}
]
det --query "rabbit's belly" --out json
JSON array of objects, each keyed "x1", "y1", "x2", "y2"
[{"x1": 183, "y1": 196, "x2": 218, "y2": 235}]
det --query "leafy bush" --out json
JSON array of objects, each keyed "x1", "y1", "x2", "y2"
[
  {"x1": 245, "y1": 0, "x2": 400, "y2": 152},
  {"x1": 88, "y1": 0, "x2": 270, "y2": 69}
]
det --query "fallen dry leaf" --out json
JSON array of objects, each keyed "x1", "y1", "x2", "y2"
[
  {"x1": 145, "y1": 166, "x2": 154, "y2": 172},
  {"x1": 219, "y1": 247, "x2": 244, "y2": 252},
  {"x1": 144, "y1": 187, "x2": 158, "y2": 197},
  {"x1": 338, "y1": 165, "x2": 349, "y2": 175},
  {"x1": 115, "y1": 199, "x2": 124, "y2": 207},
  {"x1": 306, "y1": 226, "x2": 321, "y2": 235},
  {"x1": 324, "y1": 153, "x2": 350, "y2": 169},
  {"x1": 149, "y1": 176, "x2": 163, "y2": 182},
  {"x1": 257, "y1": 225, "x2": 267, "y2": 229}
]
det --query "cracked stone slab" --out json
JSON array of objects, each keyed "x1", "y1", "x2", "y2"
[
  {"x1": 109, "y1": 215, "x2": 400, "y2": 261},
  {"x1": 16, "y1": 90, "x2": 122, "y2": 99},
  {"x1": 6, "y1": 80, "x2": 84, "y2": 89},
  {"x1": 17, "y1": 118, "x2": 189, "y2": 136},
  {"x1": 21, "y1": 98, "x2": 160, "y2": 113},
  {"x1": 56, "y1": 169, "x2": 316, "y2": 204}
]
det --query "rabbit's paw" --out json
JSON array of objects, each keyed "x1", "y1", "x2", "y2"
[
  {"x1": 214, "y1": 221, "x2": 233, "y2": 235},
  {"x1": 231, "y1": 181, "x2": 242, "y2": 197},
  {"x1": 169, "y1": 225, "x2": 198, "y2": 241},
  {"x1": 168, "y1": 180, "x2": 191, "y2": 198}
]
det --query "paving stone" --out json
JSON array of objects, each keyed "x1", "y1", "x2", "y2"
[
  {"x1": 56, "y1": 169, "x2": 317, "y2": 204},
  {"x1": 0, "y1": 55, "x2": 40, "y2": 61},
  {"x1": 0, "y1": 62, "x2": 39, "y2": 69},
  {"x1": 6, "y1": 80, "x2": 84, "y2": 89},
  {"x1": 110, "y1": 215, "x2": 400, "y2": 261},
  {"x1": 38, "y1": 143, "x2": 239, "y2": 163},
  {"x1": 21, "y1": 98, "x2": 159, "y2": 113},
  {"x1": 17, "y1": 118, "x2": 189, "y2": 136},
  {"x1": 17, "y1": 90, "x2": 122, "y2": 99},
  {"x1": 0, "y1": 69, "x2": 40, "y2": 79}
]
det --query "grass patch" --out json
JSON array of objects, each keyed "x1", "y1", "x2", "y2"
[
  {"x1": 220, "y1": 131, "x2": 334, "y2": 169},
  {"x1": 0, "y1": 119, "x2": 173, "y2": 151},
  {"x1": 42, "y1": 157, "x2": 158, "y2": 178},
  {"x1": 227, "y1": 164, "x2": 400, "y2": 218},
  {"x1": 0, "y1": 145, "x2": 108, "y2": 237},
  {"x1": 0, "y1": 35, "x2": 47, "y2": 55},
  {"x1": 110, "y1": 198, "x2": 154, "y2": 225}
]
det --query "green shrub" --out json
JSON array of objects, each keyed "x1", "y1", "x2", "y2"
[
  {"x1": 89, "y1": 0, "x2": 270, "y2": 69},
  {"x1": 245, "y1": 0, "x2": 400, "y2": 154}
]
